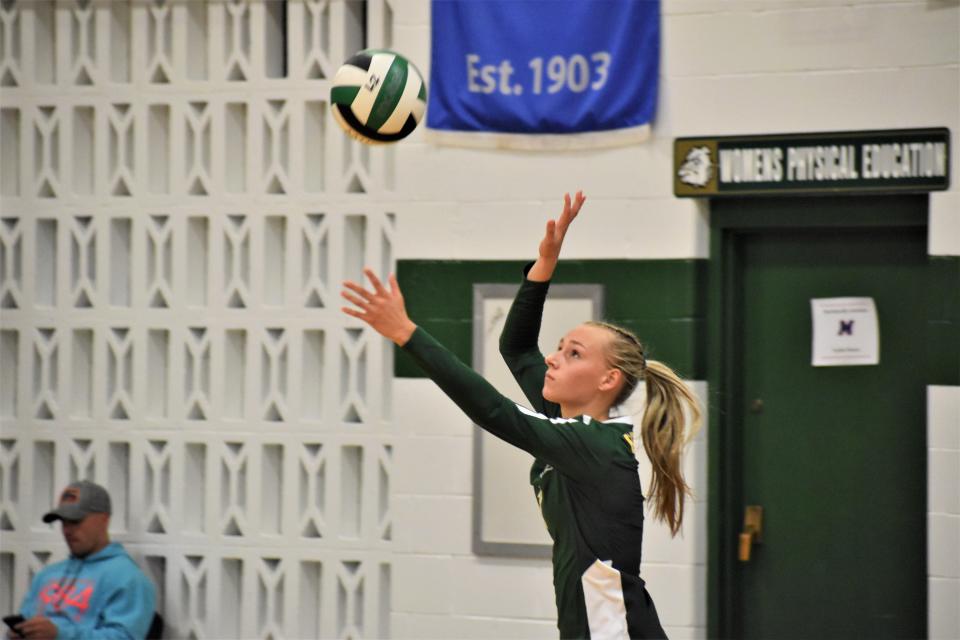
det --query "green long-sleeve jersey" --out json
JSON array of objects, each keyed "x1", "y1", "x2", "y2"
[{"x1": 402, "y1": 274, "x2": 666, "y2": 639}]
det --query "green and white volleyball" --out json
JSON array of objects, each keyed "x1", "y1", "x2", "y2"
[{"x1": 330, "y1": 50, "x2": 427, "y2": 145}]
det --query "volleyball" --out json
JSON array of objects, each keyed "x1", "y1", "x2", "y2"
[{"x1": 330, "y1": 49, "x2": 426, "y2": 145}]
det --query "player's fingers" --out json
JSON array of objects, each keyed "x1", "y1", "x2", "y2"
[
  {"x1": 341, "y1": 306, "x2": 364, "y2": 319},
  {"x1": 364, "y1": 268, "x2": 388, "y2": 295},
  {"x1": 388, "y1": 273, "x2": 403, "y2": 296},
  {"x1": 343, "y1": 280, "x2": 374, "y2": 300},
  {"x1": 340, "y1": 290, "x2": 368, "y2": 309},
  {"x1": 571, "y1": 190, "x2": 585, "y2": 215}
]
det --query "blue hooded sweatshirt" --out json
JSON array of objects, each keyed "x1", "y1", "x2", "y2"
[{"x1": 19, "y1": 542, "x2": 155, "y2": 640}]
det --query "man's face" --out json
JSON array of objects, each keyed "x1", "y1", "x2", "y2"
[{"x1": 60, "y1": 513, "x2": 109, "y2": 557}]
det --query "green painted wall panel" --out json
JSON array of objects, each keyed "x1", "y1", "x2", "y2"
[
  {"x1": 928, "y1": 257, "x2": 960, "y2": 321},
  {"x1": 926, "y1": 257, "x2": 960, "y2": 385},
  {"x1": 395, "y1": 260, "x2": 707, "y2": 379},
  {"x1": 928, "y1": 321, "x2": 960, "y2": 385}
]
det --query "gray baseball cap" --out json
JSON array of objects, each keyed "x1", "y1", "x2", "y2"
[{"x1": 42, "y1": 480, "x2": 112, "y2": 523}]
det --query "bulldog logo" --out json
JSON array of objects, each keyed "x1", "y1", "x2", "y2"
[{"x1": 678, "y1": 146, "x2": 713, "y2": 188}]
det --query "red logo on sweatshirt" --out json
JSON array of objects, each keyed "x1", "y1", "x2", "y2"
[{"x1": 38, "y1": 579, "x2": 93, "y2": 621}]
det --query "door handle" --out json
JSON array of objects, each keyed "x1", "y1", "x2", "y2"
[{"x1": 738, "y1": 505, "x2": 763, "y2": 562}]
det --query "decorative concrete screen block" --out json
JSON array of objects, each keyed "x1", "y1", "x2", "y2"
[
  {"x1": 0, "y1": 218, "x2": 23, "y2": 308},
  {"x1": 0, "y1": 0, "x2": 396, "y2": 637},
  {"x1": 0, "y1": 439, "x2": 18, "y2": 531}
]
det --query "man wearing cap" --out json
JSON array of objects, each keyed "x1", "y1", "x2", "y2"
[{"x1": 8, "y1": 481, "x2": 155, "y2": 639}]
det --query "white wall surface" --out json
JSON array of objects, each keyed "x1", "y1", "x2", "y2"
[
  {"x1": 390, "y1": 0, "x2": 959, "y2": 261},
  {"x1": 929, "y1": 386, "x2": 960, "y2": 640}
]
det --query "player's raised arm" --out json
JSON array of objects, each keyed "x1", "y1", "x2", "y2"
[
  {"x1": 498, "y1": 191, "x2": 586, "y2": 414},
  {"x1": 526, "y1": 190, "x2": 586, "y2": 282}
]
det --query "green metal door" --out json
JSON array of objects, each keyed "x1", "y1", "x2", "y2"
[{"x1": 712, "y1": 197, "x2": 928, "y2": 639}]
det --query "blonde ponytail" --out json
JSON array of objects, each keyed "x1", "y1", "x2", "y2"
[
  {"x1": 587, "y1": 321, "x2": 703, "y2": 537},
  {"x1": 640, "y1": 360, "x2": 702, "y2": 536}
]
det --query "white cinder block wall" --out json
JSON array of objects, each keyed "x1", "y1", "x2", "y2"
[
  {"x1": 929, "y1": 386, "x2": 960, "y2": 640},
  {"x1": 389, "y1": 1, "x2": 959, "y2": 638},
  {"x1": 0, "y1": 2, "x2": 402, "y2": 638}
]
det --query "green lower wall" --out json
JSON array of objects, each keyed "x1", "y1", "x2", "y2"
[
  {"x1": 396, "y1": 259, "x2": 708, "y2": 380},
  {"x1": 928, "y1": 256, "x2": 960, "y2": 385}
]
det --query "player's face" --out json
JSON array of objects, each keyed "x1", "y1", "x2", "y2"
[
  {"x1": 543, "y1": 324, "x2": 615, "y2": 409},
  {"x1": 61, "y1": 513, "x2": 109, "y2": 558}
]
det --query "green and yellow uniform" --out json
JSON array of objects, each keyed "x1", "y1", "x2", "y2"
[{"x1": 402, "y1": 273, "x2": 666, "y2": 639}]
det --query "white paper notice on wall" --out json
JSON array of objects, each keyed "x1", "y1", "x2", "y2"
[{"x1": 811, "y1": 297, "x2": 880, "y2": 366}]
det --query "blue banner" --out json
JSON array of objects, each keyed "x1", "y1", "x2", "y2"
[{"x1": 426, "y1": 0, "x2": 660, "y2": 149}]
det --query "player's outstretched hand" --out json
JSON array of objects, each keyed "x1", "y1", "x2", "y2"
[
  {"x1": 539, "y1": 190, "x2": 585, "y2": 263},
  {"x1": 342, "y1": 269, "x2": 417, "y2": 346}
]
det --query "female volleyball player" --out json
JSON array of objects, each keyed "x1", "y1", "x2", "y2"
[{"x1": 341, "y1": 192, "x2": 701, "y2": 639}]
